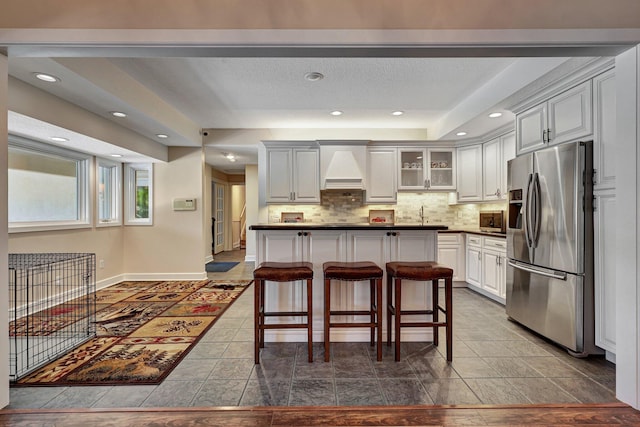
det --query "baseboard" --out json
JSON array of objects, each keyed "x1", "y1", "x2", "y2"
[
  {"x1": 97, "y1": 274, "x2": 127, "y2": 291},
  {"x1": 466, "y1": 283, "x2": 506, "y2": 305},
  {"x1": 205, "y1": 255, "x2": 214, "y2": 264},
  {"x1": 245, "y1": 254, "x2": 256, "y2": 264},
  {"x1": 122, "y1": 272, "x2": 208, "y2": 281}
]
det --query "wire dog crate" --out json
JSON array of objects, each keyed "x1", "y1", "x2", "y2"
[{"x1": 9, "y1": 253, "x2": 96, "y2": 382}]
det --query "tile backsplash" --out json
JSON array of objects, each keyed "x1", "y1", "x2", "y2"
[{"x1": 268, "y1": 191, "x2": 506, "y2": 229}]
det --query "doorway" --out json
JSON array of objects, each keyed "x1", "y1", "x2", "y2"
[{"x1": 212, "y1": 182, "x2": 225, "y2": 254}]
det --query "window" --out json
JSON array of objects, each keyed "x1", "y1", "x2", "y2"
[
  {"x1": 8, "y1": 136, "x2": 91, "y2": 232},
  {"x1": 97, "y1": 158, "x2": 122, "y2": 226},
  {"x1": 124, "y1": 163, "x2": 153, "y2": 225}
]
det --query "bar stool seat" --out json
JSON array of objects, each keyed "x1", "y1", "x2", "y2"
[
  {"x1": 254, "y1": 261, "x2": 314, "y2": 364},
  {"x1": 323, "y1": 261, "x2": 384, "y2": 362},
  {"x1": 386, "y1": 261, "x2": 454, "y2": 362}
]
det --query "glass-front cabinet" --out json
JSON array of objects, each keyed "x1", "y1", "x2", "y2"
[{"x1": 398, "y1": 147, "x2": 455, "y2": 191}]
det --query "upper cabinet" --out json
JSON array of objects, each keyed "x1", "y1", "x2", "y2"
[
  {"x1": 483, "y1": 132, "x2": 516, "y2": 201},
  {"x1": 366, "y1": 147, "x2": 397, "y2": 203},
  {"x1": 398, "y1": 148, "x2": 456, "y2": 191},
  {"x1": 456, "y1": 144, "x2": 483, "y2": 202},
  {"x1": 593, "y1": 69, "x2": 616, "y2": 191},
  {"x1": 516, "y1": 81, "x2": 593, "y2": 155},
  {"x1": 266, "y1": 146, "x2": 320, "y2": 203}
]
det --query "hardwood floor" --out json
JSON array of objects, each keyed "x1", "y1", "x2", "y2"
[{"x1": 1, "y1": 403, "x2": 640, "y2": 426}]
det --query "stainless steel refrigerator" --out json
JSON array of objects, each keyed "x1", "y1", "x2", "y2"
[{"x1": 506, "y1": 140, "x2": 602, "y2": 356}]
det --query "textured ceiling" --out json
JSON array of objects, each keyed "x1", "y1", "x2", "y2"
[{"x1": 7, "y1": 55, "x2": 578, "y2": 171}]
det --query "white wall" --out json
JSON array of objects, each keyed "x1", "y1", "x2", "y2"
[
  {"x1": 615, "y1": 45, "x2": 640, "y2": 408},
  {"x1": 0, "y1": 53, "x2": 9, "y2": 409},
  {"x1": 245, "y1": 164, "x2": 259, "y2": 263},
  {"x1": 123, "y1": 147, "x2": 206, "y2": 279},
  {"x1": 204, "y1": 162, "x2": 213, "y2": 261}
]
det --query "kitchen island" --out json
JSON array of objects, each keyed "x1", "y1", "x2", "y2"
[{"x1": 249, "y1": 223, "x2": 447, "y2": 343}]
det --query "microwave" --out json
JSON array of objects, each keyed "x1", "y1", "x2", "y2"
[{"x1": 479, "y1": 211, "x2": 505, "y2": 233}]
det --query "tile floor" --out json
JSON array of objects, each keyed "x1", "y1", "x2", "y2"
[{"x1": 8, "y1": 249, "x2": 617, "y2": 408}]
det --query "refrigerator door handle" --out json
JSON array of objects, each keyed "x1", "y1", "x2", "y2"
[
  {"x1": 524, "y1": 173, "x2": 534, "y2": 248},
  {"x1": 508, "y1": 260, "x2": 568, "y2": 281},
  {"x1": 532, "y1": 172, "x2": 542, "y2": 247}
]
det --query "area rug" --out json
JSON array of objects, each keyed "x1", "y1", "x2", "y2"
[
  {"x1": 205, "y1": 261, "x2": 240, "y2": 272},
  {"x1": 11, "y1": 279, "x2": 251, "y2": 387}
]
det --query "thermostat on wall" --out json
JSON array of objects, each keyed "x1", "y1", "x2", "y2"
[{"x1": 173, "y1": 198, "x2": 197, "y2": 211}]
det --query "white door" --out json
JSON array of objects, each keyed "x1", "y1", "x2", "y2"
[
  {"x1": 482, "y1": 137, "x2": 501, "y2": 200},
  {"x1": 456, "y1": 145, "x2": 483, "y2": 202},
  {"x1": 213, "y1": 182, "x2": 225, "y2": 254}
]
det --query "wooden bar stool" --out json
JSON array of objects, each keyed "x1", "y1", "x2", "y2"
[
  {"x1": 253, "y1": 261, "x2": 314, "y2": 364},
  {"x1": 386, "y1": 261, "x2": 454, "y2": 362},
  {"x1": 323, "y1": 261, "x2": 384, "y2": 362}
]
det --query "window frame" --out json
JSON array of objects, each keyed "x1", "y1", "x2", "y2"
[
  {"x1": 96, "y1": 157, "x2": 122, "y2": 227},
  {"x1": 8, "y1": 135, "x2": 92, "y2": 233},
  {"x1": 124, "y1": 163, "x2": 154, "y2": 226}
]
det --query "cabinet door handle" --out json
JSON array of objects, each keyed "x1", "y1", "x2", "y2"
[
  {"x1": 424, "y1": 179, "x2": 428, "y2": 188},
  {"x1": 386, "y1": 232, "x2": 392, "y2": 236},
  {"x1": 547, "y1": 128, "x2": 552, "y2": 143},
  {"x1": 297, "y1": 231, "x2": 303, "y2": 237},
  {"x1": 542, "y1": 129, "x2": 547, "y2": 143},
  {"x1": 292, "y1": 191, "x2": 296, "y2": 200},
  {"x1": 478, "y1": 252, "x2": 481, "y2": 260},
  {"x1": 427, "y1": 179, "x2": 431, "y2": 189},
  {"x1": 303, "y1": 232, "x2": 309, "y2": 237},
  {"x1": 392, "y1": 232, "x2": 397, "y2": 237}
]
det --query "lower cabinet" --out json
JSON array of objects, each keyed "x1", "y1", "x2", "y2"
[
  {"x1": 465, "y1": 235, "x2": 482, "y2": 287},
  {"x1": 481, "y1": 238, "x2": 507, "y2": 302},
  {"x1": 465, "y1": 234, "x2": 507, "y2": 304},
  {"x1": 437, "y1": 233, "x2": 466, "y2": 284},
  {"x1": 594, "y1": 189, "x2": 616, "y2": 355}
]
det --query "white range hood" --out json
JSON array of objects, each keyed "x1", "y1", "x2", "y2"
[{"x1": 323, "y1": 150, "x2": 365, "y2": 190}]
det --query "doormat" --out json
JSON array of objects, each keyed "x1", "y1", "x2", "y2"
[
  {"x1": 11, "y1": 279, "x2": 251, "y2": 387},
  {"x1": 205, "y1": 261, "x2": 240, "y2": 272}
]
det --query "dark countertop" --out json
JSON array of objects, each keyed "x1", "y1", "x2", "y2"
[
  {"x1": 441, "y1": 229, "x2": 506, "y2": 238},
  {"x1": 249, "y1": 223, "x2": 448, "y2": 231}
]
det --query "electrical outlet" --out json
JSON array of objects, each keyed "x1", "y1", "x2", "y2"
[{"x1": 99, "y1": 259, "x2": 105, "y2": 269}]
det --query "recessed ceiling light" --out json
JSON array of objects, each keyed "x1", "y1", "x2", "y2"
[
  {"x1": 50, "y1": 136, "x2": 68, "y2": 142},
  {"x1": 110, "y1": 154, "x2": 123, "y2": 158},
  {"x1": 489, "y1": 112, "x2": 503, "y2": 118},
  {"x1": 34, "y1": 73, "x2": 60, "y2": 83},
  {"x1": 391, "y1": 111, "x2": 404, "y2": 116},
  {"x1": 304, "y1": 72, "x2": 324, "y2": 82},
  {"x1": 330, "y1": 110, "x2": 343, "y2": 116},
  {"x1": 156, "y1": 134, "x2": 169, "y2": 139},
  {"x1": 110, "y1": 111, "x2": 127, "y2": 118},
  {"x1": 456, "y1": 132, "x2": 468, "y2": 136}
]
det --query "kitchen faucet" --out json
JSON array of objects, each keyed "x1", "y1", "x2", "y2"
[{"x1": 418, "y1": 206, "x2": 426, "y2": 226}]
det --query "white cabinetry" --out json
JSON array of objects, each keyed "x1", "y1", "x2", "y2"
[
  {"x1": 456, "y1": 144, "x2": 483, "y2": 202},
  {"x1": 593, "y1": 69, "x2": 616, "y2": 191},
  {"x1": 594, "y1": 189, "x2": 616, "y2": 354},
  {"x1": 480, "y1": 237, "x2": 507, "y2": 302},
  {"x1": 437, "y1": 233, "x2": 465, "y2": 284},
  {"x1": 592, "y1": 68, "x2": 616, "y2": 356},
  {"x1": 465, "y1": 234, "x2": 507, "y2": 304},
  {"x1": 465, "y1": 235, "x2": 482, "y2": 287},
  {"x1": 366, "y1": 147, "x2": 397, "y2": 203},
  {"x1": 266, "y1": 146, "x2": 320, "y2": 203},
  {"x1": 482, "y1": 132, "x2": 516, "y2": 201},
  {"x1": 516, "y1": 81, "x2": 593, "y2": 155},
  {"x1": 398, "y1": 148, "x2": 456, "y2": 191}
]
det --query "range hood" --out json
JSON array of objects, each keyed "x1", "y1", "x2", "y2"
[{"x1": 323, "y1": 150, "x2": 365, "y2": 190}]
